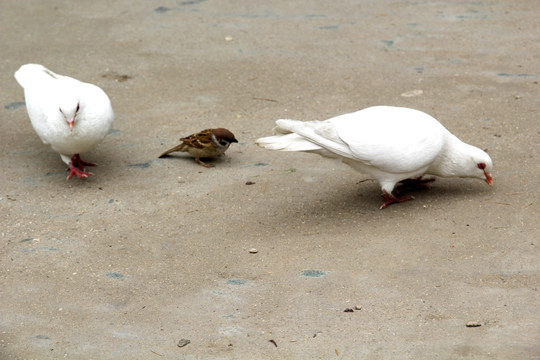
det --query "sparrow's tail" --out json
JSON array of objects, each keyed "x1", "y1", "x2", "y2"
[{"x1": 158, "y1": 144, "x2": 187, "y2": 158}]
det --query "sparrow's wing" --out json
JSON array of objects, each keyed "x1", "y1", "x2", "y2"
[
  {"x1": 182, "y1": 129, "x2": 214, "y2": 149},
  {"x1": 159, "y1": 129, "x2": 215, "y2": 157}
]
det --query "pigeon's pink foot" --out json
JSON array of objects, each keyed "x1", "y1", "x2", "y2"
[
  {"x1": 380, "y1": 190, "x2": 414, "y2": 210},
  {"x1": 66, "y1": 164, "x2": 94, "y2": 180},
  {"x1": 71, "y1": 154, "x2": 96, "y2": 169}
]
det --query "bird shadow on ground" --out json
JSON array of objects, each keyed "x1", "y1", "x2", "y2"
[
  {"x1": 156, "y1": 154, "x2": 224, "y2": 167},
  {"x1": 265, "y1": 177, "x2": 493, "y2": 230}
]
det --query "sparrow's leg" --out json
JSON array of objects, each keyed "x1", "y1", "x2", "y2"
[
  {"x1": 380, "y1": 190, "x2": 414, "y2": 209},
  {"x1": 195, "y1": 158, "x2": 215, "y2": 168},
  {"x1": 71, "y1": 154, "x2": 96, "y2": 169}
]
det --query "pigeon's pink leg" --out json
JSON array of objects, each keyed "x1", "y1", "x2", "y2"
[
  {"x1": 71, "y1": 154, "x2": 96, "y2": 169},
  {"x1": 66, "y1": 154, "x2": 94, "y2": 180},
  {"x1": 380, "y1": 190, "x2": 414, "y2": 210}
]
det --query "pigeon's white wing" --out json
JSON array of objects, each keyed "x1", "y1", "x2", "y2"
[
  {"x1": 15, "y1": 65, "x2": 75, "y2": 144},
  {"x1": 330, "y1": 106, "x2": 447, "y2": 174},
  {"x1": 14, "y1": 64, "x2": 57, "y2": 89},
  {"x1": 23, "y1": 89, "x2": 62, "y2": 144}
]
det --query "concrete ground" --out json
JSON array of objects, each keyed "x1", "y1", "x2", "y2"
[{"x1": 1, "y1": 0, "x2": 539, "y2": 359}]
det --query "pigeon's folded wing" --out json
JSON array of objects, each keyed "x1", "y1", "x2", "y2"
[{"x1": 331, "y1": 107, "x2": 446, "y2": 174}]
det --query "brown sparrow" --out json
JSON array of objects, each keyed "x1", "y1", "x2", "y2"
[{"x1": 159, "y1": 128, "x2": 238, "y2": 167}]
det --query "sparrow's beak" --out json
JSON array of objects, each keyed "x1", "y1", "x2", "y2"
[
  {"x1": 67, "y1": 118, "x2": 75, "y2": 131},
  {"x1": 484, "y1": 171, "x2": 493, "y2": 186}
]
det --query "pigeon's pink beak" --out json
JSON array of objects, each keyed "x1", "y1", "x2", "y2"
[
  {"x1": 484, "y1": 171, "x2": 493, "y2": 186},
  {"x1": 67, "y1": 118, "x2": 75, "y2": 131}
]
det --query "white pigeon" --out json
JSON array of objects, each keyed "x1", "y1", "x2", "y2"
[
  {"x1": 14, "y1": 64, "x2": 114, "y2": 180},
  {"x1": 256, "y1": 106, "x2": 493, "y2": 209}
]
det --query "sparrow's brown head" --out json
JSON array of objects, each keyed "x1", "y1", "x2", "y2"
[{"x1": 212, "y1": 128, "x2": 238, "y2": 147}]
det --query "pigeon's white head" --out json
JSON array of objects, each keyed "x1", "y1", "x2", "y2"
[
  {"x1": 468, "y1": 147, "x2": 493, "y2": 186},
  {"x1": 58, "y1": 96, "x2": 80, "y2": 132}
]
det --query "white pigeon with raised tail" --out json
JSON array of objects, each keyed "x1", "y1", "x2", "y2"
[
  {"x1": 256, "y1": 106, "x2": 493, "y2": 209},
  {"x1": 14, "y1": 64, "x2": 114, "y2": 180}
]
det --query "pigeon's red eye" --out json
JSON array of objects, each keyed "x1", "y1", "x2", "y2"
[{"x1": 477, "y1": 163, "x2": 486, "y2": 170}]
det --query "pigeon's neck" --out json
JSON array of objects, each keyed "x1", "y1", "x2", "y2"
[{"x1": 428, "y1": 133, "x2": 475, "y2": 177}]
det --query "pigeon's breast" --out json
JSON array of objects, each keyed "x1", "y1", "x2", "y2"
[
  {"x1": 47, "y1": 126, "x2": 108, "y2": 155},
  {"x1": 48, "y1": 108, "x2": 113, "y2": 155}
]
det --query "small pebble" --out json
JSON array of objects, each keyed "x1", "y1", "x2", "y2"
[
  {"x1": 177, "y1": 338, "x2": 191, "y2": 348},
  {"x1": 245, "y1": 181, "x2": 255, "y2": 185},
  {"x1": 344, "y1": 308, "x2": 354, "y2": 313},
  {"x1": 249, "y1": 248, "x2": 258, "y2": 254},
  {"x1": 354, "y1": 305, "x2": 362, "y2": 310},
  {"x1": 466, "y1": 321, "x2": 482, "y2": 327},
  {"x1": 401, "y1": 89, "x2": 423, "y2": 97}
]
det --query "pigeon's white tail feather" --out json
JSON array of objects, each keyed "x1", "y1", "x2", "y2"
[
  {"x1": 14, "y1": 64, "x2": 59, "y2": 89},
  {"x1": 256, "y1": 133, "x2": 322, "y2": 152},
  {"x1": 274, "y1": 119, "x2": 322, "y2": 133},
  {"x1": 275, "y1": 119, "x2": 355, "y2": 160},
  {"x1": 272, "y1": 119, "x2": 295, "y2": 134}
]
